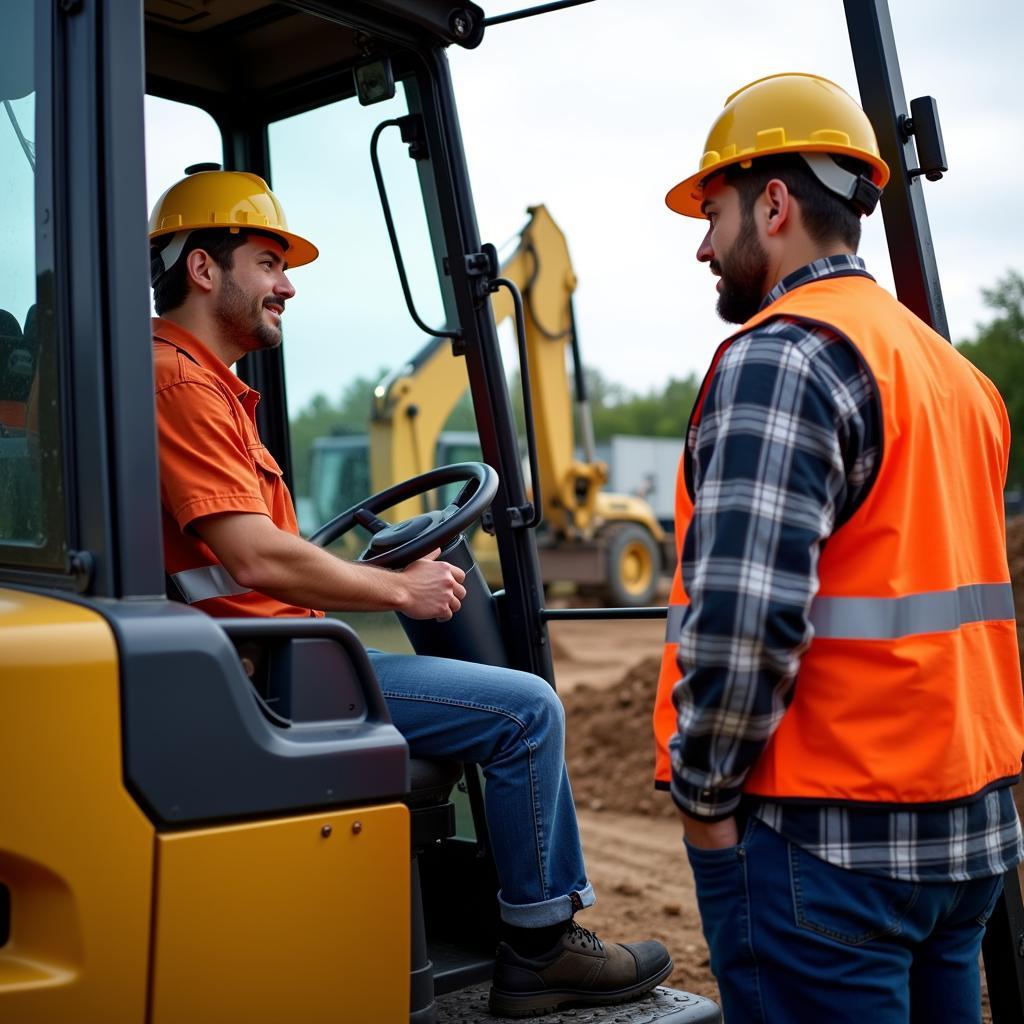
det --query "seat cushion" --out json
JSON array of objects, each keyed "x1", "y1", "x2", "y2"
[{"x1": 406, "y1": 757, "x2": 462, "y2": 809}]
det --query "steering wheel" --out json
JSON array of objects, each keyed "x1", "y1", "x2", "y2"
[{"x1": 308, "y1": 462, "x2": 499, "y2": 570}]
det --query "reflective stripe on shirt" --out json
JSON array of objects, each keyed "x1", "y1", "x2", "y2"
[{"x1": 170, "y1": 564, "x2": 252, "y2": 604}]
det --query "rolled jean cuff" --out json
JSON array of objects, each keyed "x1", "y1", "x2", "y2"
[{"x1": 498, "y1": 881, "x2": 596, "y2": 927}]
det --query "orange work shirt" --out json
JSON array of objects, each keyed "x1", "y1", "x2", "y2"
[{"x1": 153, "y1": 317, "x2": 321, "y2": 619}]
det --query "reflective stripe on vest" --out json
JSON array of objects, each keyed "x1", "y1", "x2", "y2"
[
  {"x1": 170, "y1": 564, "x2": 252, "y2": 604},
  {"x1": 653, "y1": 457, "x2": 693, "y2": 788},
  {"x1": 665, "y1": 584, "x2": 1016, "y2": 644},
  {"x1": 810, "y1": 582, "x2": 1015, "y2": 639}
]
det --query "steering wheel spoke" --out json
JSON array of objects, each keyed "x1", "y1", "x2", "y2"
[
  {"x1": 451, "y1": 477, "x2": 479, "y2": 509},
  {"x1": 354, "y1": 507, "x2": 391, "y2": 534}
]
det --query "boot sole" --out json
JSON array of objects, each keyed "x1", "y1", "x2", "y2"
[{"x1": 488, "y1": 957, "x2": 674, "y2": 1018}]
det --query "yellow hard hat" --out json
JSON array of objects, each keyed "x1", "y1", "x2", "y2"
[
  {"x1": 148, "y1": 170, "x2": 319, "y2": 270},
  {"x1": 665, "y1": 73, "x2": 890, "y2": 218}
]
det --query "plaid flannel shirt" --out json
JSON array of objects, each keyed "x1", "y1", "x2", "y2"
[{"x1": 669, "y1": 255, "x2": 1023, "y2": 881}]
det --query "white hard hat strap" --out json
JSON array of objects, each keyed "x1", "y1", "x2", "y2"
[
  {"x1": 155, "y1": 231, "x2": 192, "y2": 275},
  {"x1": 801, "y1": 154, "x2": 882, "y2": 216}
]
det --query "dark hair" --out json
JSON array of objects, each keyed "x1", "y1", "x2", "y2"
[
  {"x1": 151, "y1": 229, "x2": 251, "y2": 315},
  {"x1": 720, "y1": 153, "x2": 867, "y2": 251}
]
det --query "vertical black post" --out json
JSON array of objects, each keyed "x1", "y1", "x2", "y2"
[
  {"x1": 100, "y1": 0, "x2": 166, "y2": 597},
  {"x1": 846, "y1": 3, "x2": 1024, "y2": 1019},
  {"x1": 844, "y1": 0, "x2": 949, "y2": 340},
  {"x1": 413, "y1": 50, "x2": 555, "y2": 684}
]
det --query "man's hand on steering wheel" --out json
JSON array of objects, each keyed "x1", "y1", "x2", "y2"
[{"x1": 398, "y1": 548, "x2": 467, "y2": 622}]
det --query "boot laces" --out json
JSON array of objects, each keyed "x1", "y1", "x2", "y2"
[{"x1": 567, "y1": 920, "x2": 604, "y2": 951}]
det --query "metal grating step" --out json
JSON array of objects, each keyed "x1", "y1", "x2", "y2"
[{"x1": 435, "y1": 984, "x2": 722, "y2": 1023}]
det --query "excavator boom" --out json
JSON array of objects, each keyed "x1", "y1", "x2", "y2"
[{"x1": 363, "y1": 204, "x2": 665, "y2": 604}]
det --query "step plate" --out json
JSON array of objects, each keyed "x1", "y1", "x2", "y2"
[{"x1": 435, "y1": 984, "x2": 721, "y2": 1023}]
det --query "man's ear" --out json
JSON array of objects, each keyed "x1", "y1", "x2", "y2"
[
  {"x1": 763, "y1": 179, "x2": 792, "y2": 237},
  {"x1": 185, "y1": 248, "x2": 217, "y2": 294}
]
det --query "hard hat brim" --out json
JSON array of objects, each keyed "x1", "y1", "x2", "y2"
[
  {"x1": 150, "y1": 223, "x2": 319, "y2": 269},
  {"x1": 666, "y1": 143, "x2": 890, "y2": 218}
]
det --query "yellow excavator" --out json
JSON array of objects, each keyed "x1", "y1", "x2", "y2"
[{"x1": 361, "y1": 204, "x2": 668, "y2": 606}]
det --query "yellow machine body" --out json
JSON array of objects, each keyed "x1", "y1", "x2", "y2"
[
  {"x1": 150, "y1": 805, "x2": 409, "y2": 1024},
  {"x1": 0, "y1": 589, "x2": 154, "y2": 1023},
  {"x1": 490, "y1": 206, "x2": 605, "y2": 539},
  {"x1": 370, "y1": 342, "x2": 468, "y2": 525},
  {"x1": 0, "y1": 588, "x2": 410, "y2": 1023}
]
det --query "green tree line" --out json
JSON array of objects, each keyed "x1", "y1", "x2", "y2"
[
  {"x1": 955, "y1": 271, "x2": 1024, "y2": 491},
  {"x1": 289, "y1": 270, "x2": 1024, "y2": 498},
  {"x1": 288, "y1": 364, "x2": 700, "y2": 497}
]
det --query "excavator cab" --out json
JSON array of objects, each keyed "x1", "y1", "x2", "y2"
[{"x1": 0, "y1": 1, "x2": 1020, "y2": 1022}]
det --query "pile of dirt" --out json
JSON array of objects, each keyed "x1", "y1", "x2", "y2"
[
  {"x1": 565, "y1": 518, "x2": 1024, "y2": 821},
  {"x1": 562, "y1": 656, "x2": 675, "y2": 819}
]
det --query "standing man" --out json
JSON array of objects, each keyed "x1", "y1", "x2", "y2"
[
  {"x1": 149, "y1": 169, "x2": 673, "y2": 1019},
  {"x1": 655, "y1": 73, "x2": 1024, "y2": 1022}
]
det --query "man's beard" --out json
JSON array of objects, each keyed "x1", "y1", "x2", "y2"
[
  {"x1": 214, "y1": 271, "x2": 282, "y2": 352},
  {"x1": 714, "y1": 211, "x2": 768, "y2": 325}
]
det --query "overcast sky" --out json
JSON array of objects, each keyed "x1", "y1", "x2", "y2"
[
  {"x1": 446, "y1": 0, "x2": 1024, "y2": 394},
  {"x1": 141, "y1": 0, "x2": 1024, "y2": 410}
]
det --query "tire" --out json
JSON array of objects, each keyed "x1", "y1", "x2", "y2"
[{"x1": 600, "y1": 522, "x2": 661, "y2": 607}]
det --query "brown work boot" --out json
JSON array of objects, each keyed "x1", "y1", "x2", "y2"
[{"x1": 488, "y1": 920, "x2": 673, "y2": 1018}]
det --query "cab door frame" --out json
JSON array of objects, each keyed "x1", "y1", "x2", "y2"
[{"x1": 53, "y1": 0, "x2": 163, "y2": 601}]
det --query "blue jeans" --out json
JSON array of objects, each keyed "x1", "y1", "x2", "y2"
[
  {"x1": 369, "y1": 651, "x2": 594, "y2": 927},
  {"x1": 686, "y1": 817, "x2": 1002, "y2": 1023}
]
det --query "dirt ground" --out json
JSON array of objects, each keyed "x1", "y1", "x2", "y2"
[{"x1": 548, "y1": 517, "x2": 1024, "y2": 1017}]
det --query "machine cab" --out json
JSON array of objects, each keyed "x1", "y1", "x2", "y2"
[{"x1": 0, "y1": 2, "x2": 721, "y2": 1022}]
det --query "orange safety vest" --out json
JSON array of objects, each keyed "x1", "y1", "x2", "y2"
[
  {"x1": 653, "y1": 274, "x2": 1024, "y2": 804},
  {"x1": 652, "y1": 459, "x2": 691, "y2": 788}
]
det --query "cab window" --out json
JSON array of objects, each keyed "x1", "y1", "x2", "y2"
[
  {"x1": 0, "y1": 2, "x2": 66, "y2": 572},
  {"x1": 269, "y1": 79, "x2": 453, "y2": 528},
  {"x1": 144, "y1": 95, "x2": 223, "y2": 274},
  {"x1": 270, "y1": 79, "x2": 473, "y2": 651}
]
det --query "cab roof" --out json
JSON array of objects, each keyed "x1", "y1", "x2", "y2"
[{"x1": 145, "y1": 0, "x2": 485, "y2": 110}]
